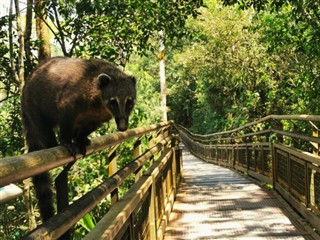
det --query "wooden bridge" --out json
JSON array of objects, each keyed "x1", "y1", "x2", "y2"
[
  {"x1": 165, "y1": 145, "x2": 316, "y2": 239},
  {"x1": 1, "y1": 115, "x2": 320, "y2": 239}
]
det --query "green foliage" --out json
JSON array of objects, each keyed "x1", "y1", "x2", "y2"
[
  {"x1": 168, "y1": 2, "x2": 261, "y2": 132},
  {"x1": 0, "y1": 16, "x2": 24, "y2": 157},
  {"x1": 45, "y1": 0, "x2": 203, "y2": 64},
  {"x1": 167, "y1": 0, "x2": 320, "y2": 134},
  {"x1": 2, "y1": 0, "x2": 320, "y2": 237},
  {"x1": 222, "y1": 1, "x2": 320, "y2": 57},
  {"x1": 78, "y1": 213, "x2": 95, "y2": 232},
  {"x1": 1, "y1": 199, "x2": 28, "y2": 240},
  {"x1": 1, "y1": 0, "x2": 204, "y2": 236},
  {"x1": 0, "y1": 96, "x2": 24, "y2": 157},
  {"x1": 251, "y1": 6, "x2": 320, "y2": 115},
  {"x1": 127, "y1": 58, "x2": 162, "y2": 127}
]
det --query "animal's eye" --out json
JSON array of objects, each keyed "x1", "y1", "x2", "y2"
[
  {"x1": 126, "y1": 98, "x2": 134, "y2": 108},
  {"x1": 109, "y1": 98, "x2": 117, "y2": 108}
]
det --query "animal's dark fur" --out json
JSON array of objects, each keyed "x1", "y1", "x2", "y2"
[{"x1": 21, "y1": 57, "x2": 136, "y2": 221}]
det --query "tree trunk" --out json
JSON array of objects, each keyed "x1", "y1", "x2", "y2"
[
  {"x1": 8, "y1": 0, "x2": 20, "y2": 85},
  {"x1": 35, "y1": 0, "x2": 51, "y2": 61},
  {"x1": 159, "y1": 30, "x2": 167, "y2": 122},
  {"x1": 13, "y1": 0, "x2": 38, "y2": 229},
  {"x1": 25, "y1": 0, "x2": 34, "y2": 68},
  {"x1": 14, "y1": 0, "x2": 25, "y2": 86}
]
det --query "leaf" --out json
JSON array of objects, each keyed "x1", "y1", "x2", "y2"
[{"x1": 78, "y1": 213, "x2": 95, "y2": 231}]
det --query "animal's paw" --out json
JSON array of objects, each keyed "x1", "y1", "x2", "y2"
[
  {"x1": 75, "y1": 138, "x2": 91, "y2": 157},
  {"x1": 62, "y1": 143, "x2": 78, "y2": 160},
  {"x1": 78, "y1": 144, "x2": 87, "y2": 158}
]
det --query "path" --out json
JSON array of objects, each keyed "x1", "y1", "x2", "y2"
[{"x1": 164, "y1": 146, "x2": 314, "y2": 239}]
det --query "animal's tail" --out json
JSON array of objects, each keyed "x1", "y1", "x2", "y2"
[
  {"x1": 32, "y1": 172, "x2": 55, "y2": 221},
  {"x1": 22, "y1": 110, "x2": 58, "y2": 221}
]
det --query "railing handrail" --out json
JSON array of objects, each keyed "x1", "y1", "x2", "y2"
[
  {"x1": 1, "y1": 121, "x2": 181, "y2": 240},
  {"x1": 177, "y1": 115, "x2": 320, "y2": 150},
  {"x1": 24, "y1": 134, "x2": 176, "y2": 239},
  {"x1": 180, "y1": 114, "x2": 320, "y2": 138},
  {"x1": 83, "y1": 148, "x2": 175, "y2": 239},
  {"x1": 0, "y1": 121, "x2": 173, "y2": 187},
  {"x1": 178, "y1": 114, "x2": 320, "y2": 236}
]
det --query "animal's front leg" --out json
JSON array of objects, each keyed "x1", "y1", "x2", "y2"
[
  {"x1": 73, "y1": 122, "x2": 100, "y2": 157},
  {"x1": 75, "y1": 136, "x2": 91, "y2": 157},
  {"x1": 59, "y1": 115, "x2": 78, "y2": 158}
]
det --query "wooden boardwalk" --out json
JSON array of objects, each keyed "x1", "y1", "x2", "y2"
[{"x1": 164, "y1": 146, "x2": 315, "y2": 240}]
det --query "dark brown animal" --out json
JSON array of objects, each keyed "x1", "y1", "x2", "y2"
[{"x1": 21, "y1": 57, "x2": 136, "y2": 221}]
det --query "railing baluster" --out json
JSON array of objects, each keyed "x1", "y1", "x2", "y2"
[
  {"x1": 148, "y1": 174, "x2": 157, "y2": 240},
  {"x1": 109, "y1": 144, "x2": 119, "y2": 205},
  {"x1": 305, "y1": 161, "x2": 310, "y2": 208},
  {"x1": 134, "y1": 138, "x2": 143, "y2": 182},
  {"x1": 148, "y1": 133, "x2": 156, "y2": 165},
  {"x1": 177, "y1": 115, "x2": 320, "y2": 234}
]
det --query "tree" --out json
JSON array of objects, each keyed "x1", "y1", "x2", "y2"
[
  {"x1": 0, "y1": 0, "x2": 205, "y2": 237},
  {"x1": 222, "y1": 0, "x2": 320, "y2": 57},
  {"x1": 35, "y1": 0, "x2": 52, "y2": 60},
  {"x1": 34, "y1": 0, "x2": 203, "y2": 63},
  {"x1": 0, "y1": 0, "x2": 204, "y2": 153},
  {"x1": 167, "y1": 0, "x2": 319, "y2": 133},
  {"x1": 158, "y1": 30, "x2": 167, "y2": 122}
]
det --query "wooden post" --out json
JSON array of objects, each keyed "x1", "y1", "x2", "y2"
[
  {"x1": 148, "y1": 134, "x2": 155, "y2": 165},
  {"x1": 175, "y1": 148, "x2": 182, "y2": 179},
  {"x1": 231, "y1": 138, "x2": 235, "y2": 169},
  {"x1": 148, "y1": 178, "x2": 157, "y2": 239},
  {"x1": 170, "y1": 137, "x2": 179, "y2": 193},
  {"x1": 308, "y1": 122, "x2": 318, "y2": 210},
  {"x1": 172, "y1": 146, "x2": 182, "y2": 195},
  {"x1": 272, "y1": 143, "x2": 276, "y2": 189},
  {"x1": 305, "y1": 161, "x2": 310, "y2": 208},
  {"x1": 287, "y1": 152, "x2": 291, "y2": 192},
  {"x1": 109, "y1": 145, "x2": 119, "y2": 205},
  {"x1": 134, "y1": 139, "x2": 143, "y2": 182},
  {"x1": 310, "y1": 121, "x2": 319, "y2": 156},
  {"x1": 245, "y1": 138, "x2": 249, "y2": 175}
]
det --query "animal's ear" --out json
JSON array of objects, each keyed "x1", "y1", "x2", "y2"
[
  {"x1": 131, "y1": 76, "x2": 136, "y2": 86},
  {"x1": 97, "y1": 73, "x2": 112, "y2": 89}
]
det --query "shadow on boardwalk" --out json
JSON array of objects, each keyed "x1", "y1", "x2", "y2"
[{"x1": 164, "y1": 145, "x2": 315, "y2": 240}]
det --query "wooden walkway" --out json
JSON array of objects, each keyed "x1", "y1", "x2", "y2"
[{"x1": 164, "y1": 146, "x2": 315, "y2": 239}]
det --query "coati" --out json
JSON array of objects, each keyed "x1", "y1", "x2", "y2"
[{"x1": 21, "y1": 57, "x2": 136, "y2": 221}]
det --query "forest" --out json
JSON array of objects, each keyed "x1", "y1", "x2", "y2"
[{"x1": 0, "y1": 0, "x2": 319, "y2": 238}]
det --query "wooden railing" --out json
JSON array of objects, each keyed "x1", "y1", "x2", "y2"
[
  {"x1": 178, "y1": 115, "x2": 320, "y2": 234},
  {"x1": 0, "y1": 121, "x2": 182, "y2": 239}
]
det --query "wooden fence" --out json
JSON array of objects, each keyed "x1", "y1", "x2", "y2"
[
  {"x1": 2, "y1": 115, "x2": 319, "y2": 239},
  {"x1": 178, "y1": 115, "x2": 320, "y2": 234},
  {"x1": 0, "y1": 121, "x2": 182, "y2": 239}
]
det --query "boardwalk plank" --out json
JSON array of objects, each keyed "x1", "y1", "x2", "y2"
[{"x1": 164, "y1": 146, "x2": 314, "y2": 240}]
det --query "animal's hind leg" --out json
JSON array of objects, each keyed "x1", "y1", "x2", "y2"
[{"x1": 25, "y1": 118, "x2": 58, "y2": 152}]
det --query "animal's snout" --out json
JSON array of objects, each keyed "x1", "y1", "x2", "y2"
[{"x1": 117, "y1": 118, "x2": 128, "y2": 132}]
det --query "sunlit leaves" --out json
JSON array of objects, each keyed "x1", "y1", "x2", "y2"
[
  {"x1": 46, "y1": 0, "x2": 203, "y2": 64},
  {"x1": 168, "y1": 0, "x2": 319, "y2": 134}
]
